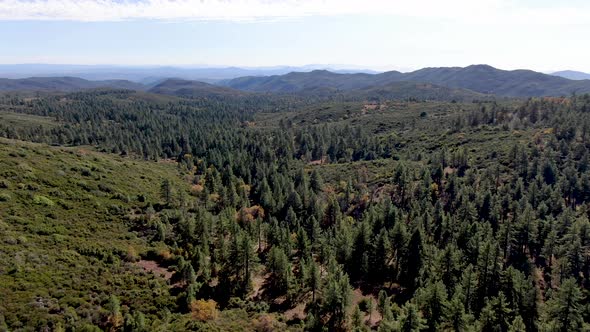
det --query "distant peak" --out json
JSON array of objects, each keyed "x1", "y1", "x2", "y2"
[
  {"x1": 464, "y1": 64, "x2": 497, "y2": 70},
  {"x1": 309, "y1": 69, "x2": 333, "y2": 74}
]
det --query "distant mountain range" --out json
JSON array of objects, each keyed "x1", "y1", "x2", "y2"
[
  {"x1": 552, "y1": 70, "x2": 590, "y2": 80},
  {"x1": 0, "y1": 77, "x2": 145, "y2": 92},
  {"x1": 0, "y1": 64, "x2": 378, "y2": 83},
  {"x1": 224, "y1": 65, "x2": 590, "y2": 97},
  {"x1": 1, "y1": 64, "x2": 590, "y2": 99}
]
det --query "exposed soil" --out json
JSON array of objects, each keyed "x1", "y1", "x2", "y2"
[{"x1": 135, "y1": 259, "x2": 174, "y2": 280}]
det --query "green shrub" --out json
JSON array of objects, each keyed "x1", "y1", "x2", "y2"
[
  {"x1": 33, "y1": 195, "x2": 55, "y2": 207},
  {"x1": 0, "y1": 193, "x2": 10, "y2": 202},
  {"x1": 17, "y1": 163, "x2": 33, "y2": 172}
]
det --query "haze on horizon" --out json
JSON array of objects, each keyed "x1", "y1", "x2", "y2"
[{"x1": 0, "y1": 0, "x2": 589, "y2": 73}]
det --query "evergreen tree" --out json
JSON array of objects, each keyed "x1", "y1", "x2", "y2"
[
  {"x1": 544, "y1": 278, "x2": 584, "y2": 332},
  {"x1": 397, "y1": 302, "x2": 427, "y2": 332}
]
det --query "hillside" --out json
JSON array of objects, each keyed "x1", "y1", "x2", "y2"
[
  {"x1": 0, "y1": 138, "x2": 296, "y2": 331},
  {"x1": 402, "y1": 65, "x2": 590, "y2": 96},
  {"x1": 148, "y1": 78, "x2": 248, "y2": 98},
  {"x1": 0, "y1": 77, "x2": 146, "y2": 92},
  {"x1": 225, "y1": 70, "x2": 401, "y2": 92},
  {"x1": 224, "y1": 70, "x2": 482, "y2": 100},
  {"x1": 0, "y1": 138, "x2": 183, "y2": 328},
  {"x1": 225, "y1": 65, "x2": 590, "y2": 97},
  {"x1": 353, "y1": 81, "x2": 485, "y2": 101}
]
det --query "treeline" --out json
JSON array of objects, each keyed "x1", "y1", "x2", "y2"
[{"x1": 0, "y1": 91, "x2": 397, "y2": 164}]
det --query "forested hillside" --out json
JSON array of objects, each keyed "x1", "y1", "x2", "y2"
[
  {"x1": 225, "y1": 65, "x2": 590, "y2": 97},
  {"x1": 2, "y1": 89, "x2": 590, "y2": 331}
]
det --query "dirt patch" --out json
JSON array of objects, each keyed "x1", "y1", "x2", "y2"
[
  {"x1": 250, "y1": 272, "x2": 269, "y2": 300},
  {"x1": 443, "y1": 167, "x2": 456, "y2": 175},
  {"x1": 157, "y1": 158, "x2": 177, "y2": 164},
  {"x1": 135, "y1": 259, "x2": 174, "y2": 280},
  {"x1": 350, "y1": 288, "x2": 382, "y2": 327},
  {"x1": 284, "y1": 302, "x2": 306, "y2": 321},
  {"x1": 308, "y1": 156, "x2": 327, "y2": 165}
]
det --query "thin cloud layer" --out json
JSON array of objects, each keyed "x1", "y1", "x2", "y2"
[
  {"x1": 0, "y1": 0, "x2": 587, "y2": 25},
  {"x1": 0, "y1": 0, "x2": 554, "y2": 22}
]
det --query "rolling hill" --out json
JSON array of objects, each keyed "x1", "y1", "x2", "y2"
[
  {"x1": 225, "y1": 70, "x2": 403, "y2": 93},
  {"x1": 222, "y1": 71, "x2": 484, "y2": 100},
  {"x1": 0, "y1": 76, "x2": 145, "y2": 92},
  {"x1": 224, "y1": 65, "x2": 590, "y2": 97},
  {"x1": 148, "y1": 78, "x2": 248, "y2": 98}
]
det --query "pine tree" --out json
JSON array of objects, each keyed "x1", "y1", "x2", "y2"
[
  {"x1": 321, "y1": 269, "x2": 352, "y2": 330},
  {"x1": 508, "y1": 316, "x2": 526, "y2": 332},
  {"x1": 417, "y1": 281, "x2": 448, "y2": 332},
  {"x1": 160, "y1": 178, "x2": 172, "y2": 206},
  {"x1": 397, "y1": 302, "x2": 427, "y2": 332},
  {"x1": 268, "y1": 246, "x2": 292, "y2": 294},
  {"x1": 478, "y1": 292, "x2": 511, "y2": 332},
  {"x1": 308, "y1": 260, "x2": 321, "y2": 305},
  {"x1": 545, "y1": 278, "x2": 584, "y2": 332},
  {"x1": 350, "y1": 305, "x2": 368, "y2": 332},
  {"x1": 442, "y1": 288, "x2": 472, "y2": 332},
  {"x1": 310, "y1": 169, "x2": 324, "y2": 193},
  {"x1": 401, "y1": 228, "x2": 425, "y2": 292}
]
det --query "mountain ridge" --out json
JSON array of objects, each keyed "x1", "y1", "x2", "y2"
[
  {"x1": 2, "y1": 65, "x2": 590, "y2": 98},
  {"x1": 0, "y1": 64, "x2": 379, "y2": 82},
  {"x1": 552, "y1": 70, "x2": 590, "y2": 81},
  {"x1": 0, "y1": 76, "x2": 145, "y2": 92},
  {"x1": 224, "y1": 64, "x2": 590, "y2": 97}
]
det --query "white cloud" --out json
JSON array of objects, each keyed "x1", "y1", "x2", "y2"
[
  {"x1": 0, "y1": 0, "x2": 564, "y2": 21},
  {"x1": 0, "y1": 0, "x2": 586, "y2": 23}
]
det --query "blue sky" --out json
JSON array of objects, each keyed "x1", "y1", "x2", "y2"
[{"x1": 0, "y1": 0, "x2": 589, "y2": 72}]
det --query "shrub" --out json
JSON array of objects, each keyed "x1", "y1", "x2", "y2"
[
  {"x1": 33, "y1": 195, "x2": 55, "y2": 207},
  {"x1": 17, "y1": 163, "x2": 33, "y2": 172},
  {"x1": 0, "y1": 193, "x2": 10, "y2": 202},
  {"x1": 253, "y1": 314, "x2": 282, "y2": 332},
  {"x1": 190, "y1": 299, "x2": 218, "y2": 322},
  {"x1": 125, "y1": 246, "x2": 139, "y2": 263}
]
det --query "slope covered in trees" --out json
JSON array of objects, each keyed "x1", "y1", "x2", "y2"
[
  {"x1": 148, "y1": 79, "x2": 249, "y2": 98},
  {"x1": 225, "y1": 65, "x2": 590, "y2": 97},
  {"x1": 2, "y1": 90, "x2": 590, "y2": 331}
]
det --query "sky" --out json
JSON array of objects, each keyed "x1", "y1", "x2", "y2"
[{"x1": 0, "y1": 0, "x2": 589, "y2": 72}]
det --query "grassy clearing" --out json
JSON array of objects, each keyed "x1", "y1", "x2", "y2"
[{"x1": 0, "y1": 111, "x2": 59, "y2": 130}]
